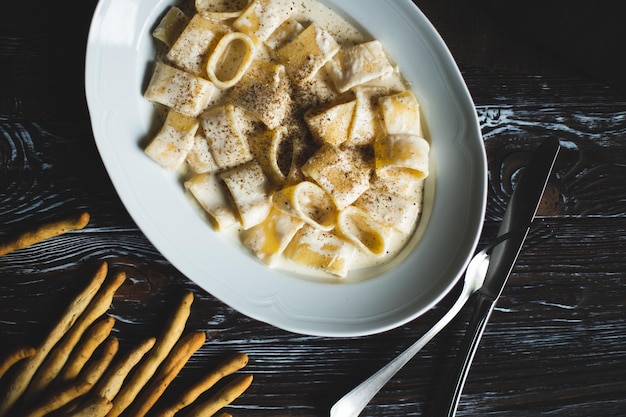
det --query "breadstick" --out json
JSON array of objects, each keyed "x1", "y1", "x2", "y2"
[
  {"x1": 52, "y1": 337, "x2": 119, "y2": 417},
  {"x1": 186, "y1": 374, "x2": 253, "y2": 417},
  {"x1": 129, "y1": 331, "x2": 207, "y2": 417},
  {"x1": 94, "y1": 337, "x2": 156, "y2": 401},
  {"x1": 106, "y1": 291, "x2": 194, "y2": 417},
  {"x1": 81, "y1": 337, "x2": 119, "y2": 386},
  {"x1": 64, "y1": 396, "x2": 113, "y2": 417},
  {"x1": 21, "y1": 380, "x2": 92, "y2": 417},
  {"x1": 157, "y1": 352, "x2": 249, "y2": 417},
  {"x1": 57, "y1": 316, "x2": 116, "y2": 385},
  {"x1": 27, "y1": 271, "x2": 126, "y2": 398},
  {"x1": 0, "y1": 211, "x2": 90, "y2": 257},
  {"x1": 0, "y1": 262, "x2": 108, "y2": 417},
  {"x1": 0, "y1": 346, "x2": 36, "y2": 380}
]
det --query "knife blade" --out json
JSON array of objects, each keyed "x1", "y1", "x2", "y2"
[
  {"x1": 429, "y1": 137, "x2": 560, "y2": 417},
  {"x1": 481, "y1": 137, "x2": 560, "y2": 300}
]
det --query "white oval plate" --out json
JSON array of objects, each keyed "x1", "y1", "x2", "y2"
[{"x1": 85, "y1": 0, "x2": 487, "y2": 337}]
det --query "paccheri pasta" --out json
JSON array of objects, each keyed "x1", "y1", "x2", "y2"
[{"x1": 143, "y1": 0, "x2": 430, "y2": 278}]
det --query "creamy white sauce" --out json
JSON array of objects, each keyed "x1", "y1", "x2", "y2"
[{"x1": 160, "y1": 0, "x2": 427, "y2": 280}]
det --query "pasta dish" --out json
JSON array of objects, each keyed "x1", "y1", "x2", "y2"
[{"x1": 141, "y1": 0, "x2": 430, "y2": 278}]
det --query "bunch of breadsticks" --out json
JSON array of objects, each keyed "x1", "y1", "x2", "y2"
[{"x1": 0, "y1": 235, "x2": 252, "y2": 417}]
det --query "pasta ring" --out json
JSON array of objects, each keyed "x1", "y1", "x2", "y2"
[
  {"x1": 249, "y1": 126, "x2": 290, "y2": 186},
  {"x1": 184, "y1": 173, "x2": 238, "y2": 231},
  {"x1": 337, "y1": 206, "x2": 389, "y2": 256},
  {"x1": 206, "y1": 32, "x2": 256, "y2": 90},
  {"x1": 272, "y1": 181, "x2": 337, "y2": 232},
  {"x1": 243, "y1": 207, "x2": 304, "y2": 266},
  {"x1": 374, "y1": 134, "x2": 430, "y2": 180},
  {"x1": 284, "y1": 226, "x2": 355, "y2": 278}
]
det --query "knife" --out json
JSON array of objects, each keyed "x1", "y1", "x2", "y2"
[{"x1": 429, "y1": 137, "x2": 561, "y2": 417}]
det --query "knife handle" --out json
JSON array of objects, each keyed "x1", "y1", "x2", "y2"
[{"x1": 428, "y1": 292, "x2": 496, "y2": 417}]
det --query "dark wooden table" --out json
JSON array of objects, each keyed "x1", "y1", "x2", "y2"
[{"x1": 2, "y1": 1, "x2": 625, "y2": 416}]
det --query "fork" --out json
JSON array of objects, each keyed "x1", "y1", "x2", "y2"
[
  {"x1": 329, "y1": 248, "x2": 491, "y2": 417},
  {"x1": 329, "y1": 222, "x2": 553, "y2": 417}
]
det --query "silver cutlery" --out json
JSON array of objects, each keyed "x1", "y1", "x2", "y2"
[
  {"x1": 330, "y1": 138, "x2": 560, "y2": 417},
  {"x1": 429, "y1": 137, "x2": 560, "y2": 416},
  {"x1": 330, "y1": 248, "x2": 491, "y2": 417}
]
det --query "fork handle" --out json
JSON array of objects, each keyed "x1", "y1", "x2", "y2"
[{"x1": 428, "y1": 292, "x2": 496, "y2": 417}]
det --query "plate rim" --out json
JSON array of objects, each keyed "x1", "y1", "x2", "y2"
[{"x1": 85, "y1": 0, "x2": 487, "y2": 337}]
